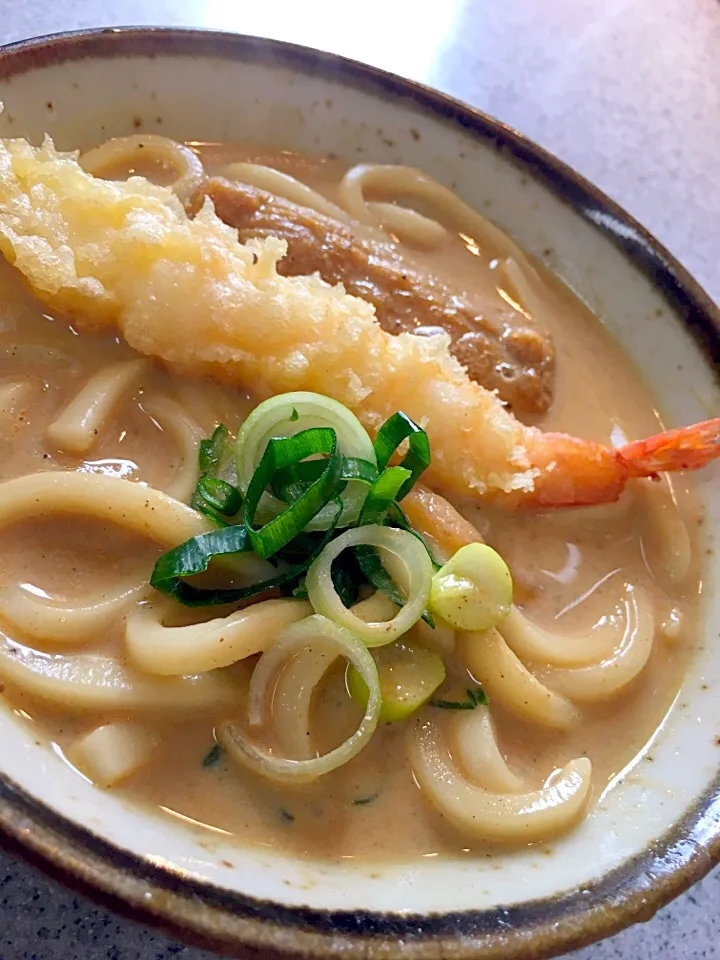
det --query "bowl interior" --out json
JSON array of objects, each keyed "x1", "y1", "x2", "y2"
[{"x1": 0, "y1": 26, "x2": 717, "y2": 951}]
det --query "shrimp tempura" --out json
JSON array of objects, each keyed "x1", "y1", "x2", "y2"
[{"x1": 0, "y1": 137, "x2": 716, "y2": 507}]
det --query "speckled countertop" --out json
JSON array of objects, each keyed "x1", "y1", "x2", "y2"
[{"x1": 0, "y1": 1, "x2": 717, "y2": 958}]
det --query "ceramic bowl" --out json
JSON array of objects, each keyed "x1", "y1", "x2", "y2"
[{"x1": 0, "y1": 27, "x2": 717, "y2": 960}]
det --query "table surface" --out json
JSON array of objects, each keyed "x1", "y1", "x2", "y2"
[{"x1": 0, "y1": 1, "x2": 718, "y2": 958}]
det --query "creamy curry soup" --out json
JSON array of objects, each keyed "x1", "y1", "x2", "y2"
[{"x1": 0, "y1": 133, "x2": 712, "y2": 862}]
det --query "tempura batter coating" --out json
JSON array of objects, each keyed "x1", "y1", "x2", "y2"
[
  {"x1": 0, "y1": 137, "x2": 717, "y2": 506},
  {"x1": 0, "y1": 137, "x2": 533, "y2": 499},
  {"x1": 191, "y1": 176, "x2": 555, "y2": 415}
]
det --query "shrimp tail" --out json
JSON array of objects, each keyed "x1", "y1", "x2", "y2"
[
  {"x1": 524, "y1": 418, "x2": 720, "y2": 509},
  {"x1": 618, "y1": 419, "x2": 720, "y2": 477}
]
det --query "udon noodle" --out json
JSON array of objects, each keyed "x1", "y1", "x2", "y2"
[{"x1": 0, "y1": 131, "x2": 710, "y2": 860}]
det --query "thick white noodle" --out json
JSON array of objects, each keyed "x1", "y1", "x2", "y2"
[
  {"x1": 0, "y1": 342, "x2": 81, "y2": 374},
  {"x1": 220, "y1": 615, "x2": 380, "y2": 782},
  {"x1": 222, "y1": 162, "x2": 352, "y2": 222},
  {"x1": 170, "y1": 382, "x2": 227, "y2": 435},
  {"x1": 543, "y1": 494, "x2": 637, "y2": 529},
  {"x1": 339, "y1": 164, "x2": 534, "y2": 267},
  {"x1": 306, "y1": 526, "x2": 432, "y2": 646},
  {"x1": 362, "y1": 530, "x2": 456, "y2": 657},
  {"x1": 410, "y1": 717, "x2": 592, "y2": 842},
  {"x1": 366, "y1": 201, "x2": 447, "y2": 248},
  {"x1": 499, "y1": 256, "x2": 549, "y2": 324},
  {"x1": 458, "y1": 629, "x2": 581, "y2": 730},
  {"x1": 0, "y1": 380, "x2": 32, "y2": 427},
  {"x1": 451, "y1": 708, "x2": 525, "y2": 794},
  {"x1": 350, "y1": 591, "x2": 398, "y2": 624},
  {"x1": 80, "y1": 135, "x2": 205, "y2": 203},
  {"x1": 660, "y1": 607, "x2": 683, "y2": 643},
  {"x1": 141, "y1": 395, "x2": 204, "y2": 501},
  {"x1": 125, "y1": 598, "x2": 311, "y2": 675},
  {"x1": 537, "y1": 587, "x2": 654, "y2": 702},
  {"x1": 46, "y1": 359, "x2": 147, "y2": 455},
  {"x1": 639, "y1": 478, "x2": 692, "y2": 586},
  {"x1": 0, "y1": 582, "x2": 147, "y2": 646},
  {"x1": 0, "y1": 471, "x2": 212, "y2": 544},
  {"x1": 0, "y1": 472, "x2": 215, "y2": 671},
  {"x1": 412, "y1": 615, "x2": 455, "y2": 656},
  {"x1": 0, "y1": 474, "x2": 226, "y2": 701},
  {"x1": 272, "y1": 642, "x2": 339, "y2": 761},
  {"x1": 68, "y1": 721, "x2": 162, "y2": 786},
  {"x1": 500, "y1": 590, "x2": 641, "y2": 668},
  {"x1": 0, "y1": 633, "x2": 240, "y2": 710}
]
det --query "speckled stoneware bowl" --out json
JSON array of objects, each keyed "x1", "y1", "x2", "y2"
[{"x1": 0, "y1": 26, "x2": 717, "y2": 960}]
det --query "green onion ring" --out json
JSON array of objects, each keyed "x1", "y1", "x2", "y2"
[
  {"x1": 243, "y1": 428, "x2": 343, "y2": 558},
  {"x1": 236, "y1": 392, "x2": 377, "y2": 530},
  {"x1": 218, "y1": 614, "x2": 381, "y2": 782},
  {"x1": 306, "y1": 525, "x2": 433, "y2": 646},
  {"x1": 373, "y1": 412, "x2": 430, "y2": 499},
  {"x1": 194, "y1": 476, "x2": 242, "y2": 517}
]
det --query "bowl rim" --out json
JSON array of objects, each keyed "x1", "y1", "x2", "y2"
[{"x1": 0, "y1": 24, "x2": 718, "y2": 960}]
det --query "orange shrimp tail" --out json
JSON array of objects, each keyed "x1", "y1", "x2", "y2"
[
  {"x1": 618, "y1": 418, "x2": 720, "y2": 478},
  {"x1": 521, "y1": 418, "x2": 719, "y2": 510}
]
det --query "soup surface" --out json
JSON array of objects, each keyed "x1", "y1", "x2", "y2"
[{"x1": 0, "y1": 141, "x2": 703, "y2": 862}]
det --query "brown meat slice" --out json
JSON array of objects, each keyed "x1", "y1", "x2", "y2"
[{"x1": 190, "y1": 178, "x2": 555, "y2": 414}]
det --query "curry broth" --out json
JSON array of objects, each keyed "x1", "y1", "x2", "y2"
[{"x1": 0, "y1": 144, "x2": 702, "y2": 861}]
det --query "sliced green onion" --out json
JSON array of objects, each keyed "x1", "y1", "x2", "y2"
[
  {"x1": 357, "y1": 466, "x2": 412, "y2": 527},
  {"x1": 150, "y1": 510, "x2": 341, "y2": 606},
  {"x1": 151, "y1": 526, "x2": 261, "y2": 606},
  {"x1": 191, "y1": 424, "x2": 239, "y2": 523},
  {"x1": 243, "y1": 428, "x2": 343, "y2": 558},
  {"x1": 202, "y1": 743, "x2": 223, "y2": 767},
  {"x1": 373, "y1": 412, "x2": 430, "y2": 499},
  {"x1": 219, "y1": 614, "x2": 381, "y2": 782},
  {"x1": 429, "y1": 543, "x2": 513, "y2": 631},
  {"x1": 430, "y1": 699, "x2": 475, "y2": 710},
  {"x1": 272, "y1": 456, "x2": 377, "y2": 503},
  {"x1": 236, "y1": 392, "x2": 377, "y2": 530},
  {"x1": 339, "y1": 457, "x2": 379, "y2": 485},
  {"x1": 353, "y1": 464, "x2": 418, "y2": 614},
  {"x1": 189, "y1": 493, "x2": 229, "y2": 527},
  {"x1": 354, "y1": 475, "x2": 436, "y2": 626},
  {"x1": 347, "y1": 640, "x2": 445, "y2": 722},
  {"x1": 430, "y1": 687, "x2": 489, "y2": 710},
  {"x1": 306, "y1": 525, "x2": 433, "y2": 646},
  {"x1": 352, "y1": 550, "x2": 436, "y2": 633},
  {"x1": 150, "y1": 396, "x2": 439, "y2": 620},
  {"x1": 199, "y1": 424, "x2": 232, "y2": 475},
  {"x1": 194, "y1": 476, "x2": 242, "y2": 517},
  {"x1": 273, "y1": 531, "x2": 324, "y2": 567},
  {"x1": 352, "y1": 793, "x2": 379, "y2": 806},
  {"x1": 351, "y1": 591, "x2": 398, "y2": 624},
  {"x1": 387, "y1": 501, "x2": 440, "y2": 569},
  {"x1": 291, "y1": 578, "x2": 309, "y2": 600},
  {"x1": 330, "y1": 548, "x2": 365, "y2": 609},
  {"x1": 354, "y1": 545, "x2": 406, "y2": 609}
]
